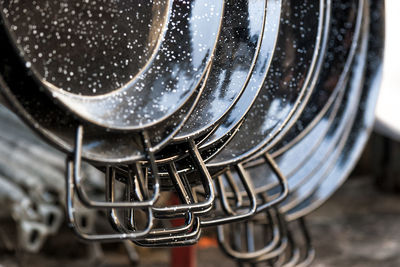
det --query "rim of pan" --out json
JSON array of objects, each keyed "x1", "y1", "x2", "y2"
[
  {"x1": 204, "y1": 0, "x2": 330, "y2": 168},
  {"x1": 285, "y1": 0, "x2": 383, "y2": 221},
  {"x1": 0, "y1": 0, "x2": 225, "y2": 130}
]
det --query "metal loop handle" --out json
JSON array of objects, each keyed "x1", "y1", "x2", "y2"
[
  {"x1": 107, "y1": 162, "x2": 200, "y2": 242},
  {"x1": 152, "y1": 139, "x2": 215, "y2": 216},
  {"x1": 217, "y1": 208, "x2": 285, "y2": 260},
  {"x1": 276, "y1": 230, "x2": 301, "y2": 267},
  {"x1": 296, "y1": 218, "x2": 315, "y2": 267},
  {"x1": 70, "y1": 126, "x2": 160, "y2": 209},
  {"x1": 66, "y1": 160, "x2": 154, "y2": 241},
  {"x1": 256, "y1": 153, "x2": 289, "y2": 212},
  {"x1": 201, "y1": 163, "x2": 257, "y2": 227},
  {"x1": 134, "y1": 217, "x2": 201, "y2": 247}
]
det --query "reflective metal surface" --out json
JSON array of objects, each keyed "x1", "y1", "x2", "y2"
[
  {"x1": 206, "y1": 0, "x2": 328, "y2": 167},
  {"x1": 244, "y1": 0, "x2": 365, "y2": 194},
  {"x1": 0, "y1": 0, "x2": 385, "y2": 261},
  {"x1": 286, "y1": 0, "x2": 384, "y2": 221},
  {"x1": 0, "y1": 0, "x2": 224, "y2": 130},
  {"x1": 173, "y1": 0, "x2": 266, "y2": 141}
]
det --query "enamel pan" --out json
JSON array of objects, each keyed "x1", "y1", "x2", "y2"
[
  {"x1": 205, "y1": 0, "x2": 329, "y2": 168},
  {"x1": 244, "y1": 0, "x2": 364, "y2": 192},
  {"x1": 244, "y1": 5, "x2": 367, "y2": 205},
  {"x1": 0, "y1": 0, "x2": 224, "y2": 130},
  {"x1": 286, "y1": 0, "x2": 384, "y2": 221},
  {"x1": 172, "y1": 0, "x2": 268, "y2": 142}
]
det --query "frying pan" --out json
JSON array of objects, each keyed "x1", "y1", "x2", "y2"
[
  {"x1": 215, "y1": 46, "x2": 365, "y2": 259},
  {"x1": 269, "y1": 0, "x2": 365, "y2": 155},
  {"x1": 111, "y1": 0, "x2": 281, "y2": 188},
  {"x1": 153, "y1": 0, "x2": 324, "y2": 181},
  {"x1": 204, "y1": 0, "x2": 329, "y2": 169},
  {"x1": 236, "y1": 2, "x2": 368, "y2": 225},
  {"x1": 244, "y1": 0, "x2": 364, "y2": 195},
  {"x1": 286, "y1": 0, "x2": 384, "y2": 221},
  {"x1": 172, "y1": 0, "x2": 267, "y2": 142},
  {"x1": 2, "y1": 0, "x2": 276, "y2": 243},
  {"x1": 244, "y1": 16, "x2": 367, "y2": 217},
  {"x1": 202, "y1": 0, "x2": 362, "y2": 228},
  {"x1": 277, "y1": 1, "x2": 369, "y2": 215},
  {"x1": 0, "y1": 0, "x2": 224, "y2": 130},
  {"x1": 149, "y1": 0, "x2": 281, "y2": 164},
  {"x1": 0, "y1": 0, "x2": 223, "y2": 241},
  {"x1": 180, "y1": 0, "x2": 330, "y2": 221},
  {"x1": 140, "y1": 0, "x2": 329, "y2": 228},
  {"x1": 0, "y1": 20, "x2": 214, "y2": 164}
]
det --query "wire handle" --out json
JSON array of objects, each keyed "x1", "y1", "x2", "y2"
[
  {"x1": 107, "y1": 162, "x2": 201, "y2": 245},
  {"x1": 152, "y1": 139, "x2": 216, "y2": 216},
  {"x1": 69, "y1": 126, "x2": 160, "y2": 209},
  {"x1": 201, "y1": 163, "x2": 257, "y2": 227},
  {"x1": 217, "y1": 207, "x2": 286, "y2": 260},
  {"x1": 256, "y1": 153, "x2": 289, "y2": 212},
  {"x1": 66, "y1": 160, "x2": 155, "y2": 241}
]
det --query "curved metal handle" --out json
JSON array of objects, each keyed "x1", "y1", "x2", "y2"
[
  {"x1": 107, "y1": 166, "x2": 200, "y2": 244},
  {"x1": 134, "y1": 217, "x2": 202, "y2": 247},
  {"x1": 201, "y1": 163, "x2": 257, "y2": 227},
  {"x1": 217, "y1": 207, "x2": 286, "y2": 260},
  {"x1": 66, "y1": 160, "x2": 154, "y2": 241},
  {"x1": 152, "y1": 139, "x2": 216, "y2": 216},
  {"x1": 69, "y1": 126, "x2": 160, "y2": 209},
  {"x1": 256, "y1": 153, "x2": 289, "y2": 212},
  {"x1": 296, "y1": 218, "x2": 315, "y2": 267}
]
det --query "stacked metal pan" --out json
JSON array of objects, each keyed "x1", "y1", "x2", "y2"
[{"x1": 0, "y1": 0, "x2": 384, "y2": 264}]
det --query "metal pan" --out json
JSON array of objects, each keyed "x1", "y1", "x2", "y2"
[
  {"x1": 195, "y1": 0, "x2": 284, "y2": 150},
  {"x1": 109, "y1": 0, "x2": 281, "y2": 188},
  {"x1": 269, "y1": 0, "x2": 365, "y2": 155},
  {"x1": 244, "y1": 22, "x2": 366, "y2": 215},
  {"x1": 0, "y1": 0, "x2": 224, "y2": 130},
  {"x1": 277, "y1": 1, "x2": 369, "y2": 215},
  {"x1": 115, "y1": 0, "x2": 275, "y2": 164},
  {"x1": 148, "y1": 0, "x2": 281, "y2": 164},
  {"x1": 199, "y1": 51, "x2": 349, "y2": 228},
  {"x1": 243, "y1": 0, "x2": 364, "y2": 195},
  {"x1": 150, "y1": 0, "x2": 323, "y2": 182},
  {"x1": 209, "y1": 1, "x2": 365, "y2": 225},
  {"x1": 0, "y1": 51, "x2": 212, "y2": 239},
  {"x1": 204, "y1": 0, "x2": 329, "y2": 169},
  {"x1": 286, "y1": 0, "x2": 384, "y2": 221},
  {"x1": 0, "y1": 43, "x2": 211, "y2": 164},
  {"x1": 0, "y1": 0, "x2": 231, "y2": 167},
  {"x1": 171, "y1": 0, "x2": 268, "y2": 142},
  {"x1": 175, "y1": 0, "x2": 330, "y2": 215}
]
